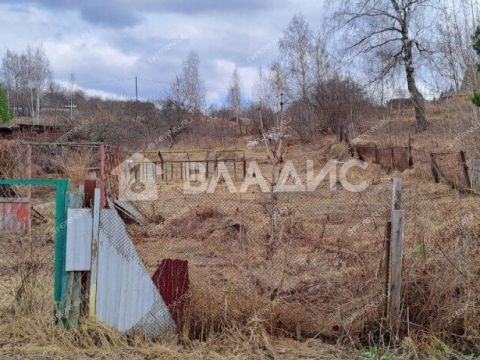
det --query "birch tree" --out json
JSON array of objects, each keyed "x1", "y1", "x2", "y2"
[
  {"x1": 279, "y1": 14, "x2": 314, "y2": 101},
  {"x1": 171, "y1": 51, "x2": 205, "y2": 114},
  {"x1": 336, "y1": 0, "x2": 431, "y2": 132},
  {"x1": 433, "y1": 0, "x2": 480, "y2": 92},
  {"x1": 2, "y1": 46, "x2": 51, "y2": 121},
  {"x1": 228, "y1": 66, "x2": 242, "y2": 134}
]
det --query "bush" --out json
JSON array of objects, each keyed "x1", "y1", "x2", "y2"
[{"x1": 0, "y1": 88, "x2": 12, "y2": 123}]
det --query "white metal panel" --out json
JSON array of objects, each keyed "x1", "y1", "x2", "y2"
[
  {"x1": 95, "y1": 209, "x2": 174, "y2": 336},
  {"x1": 66, "y1": 209, "x2": 93, "y2": 271}
]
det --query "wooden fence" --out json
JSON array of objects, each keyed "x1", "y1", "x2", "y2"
[
  {"x1": 127, "y1": 149, "x2": 247, "y2": 183},
  {"x1": 430, "y1": 151, "x2": 471, "y2": 191},
  {"x1": 355, "y1": 143, "x2": 412, "y2": 172}
]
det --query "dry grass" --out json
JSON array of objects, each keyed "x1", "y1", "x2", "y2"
[
  {"x1": 1, "y1": 97, "x2": 480, "y2": 358},
  {"x1": 61, "y1": 151, "x2": 91, "y2": 189}
]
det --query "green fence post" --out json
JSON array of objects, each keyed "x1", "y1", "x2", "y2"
[{"x1": 54, "y1": 180, "x2": 69, "y2": 326}]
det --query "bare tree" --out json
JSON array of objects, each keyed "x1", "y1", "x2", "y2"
[
  {"x1": 251, "y1": 66, "x2": 276, "y2": 135},
  {"x1": 29, "y1": 47, "x2": 51, "y2": 124},
  {"x1": 171, "y1": 51, "x2": 205, "y2": 114},
  {"x1": 228, "y1": 66, "x2": 242, "y2": 134},
  {"x1": 2, "y1": 46, "x2": 51, "y2": 121},
  {"x1": 279, "y1": 14, "x2": 314, "y2": 101},
  {"x1": 433, "y1": 0, "x2": 480, "y2": 92},
  {"x1": 2, "y1": 50, "x2": 23, "y2": 116},
  {"x1": 269, "y1": 61, "x2": 288, "y2": 111},
  {"x1": 335, "y1": 0, "x2": 431, "y2": 132}
]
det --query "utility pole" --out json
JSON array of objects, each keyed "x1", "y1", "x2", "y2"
[
  {"x1": 279, "y1": 92, "x2": 284, "y2": 129},
  {"x1": 135, "y1": 76, "x2": 138, "y2": 102},
  {"x1": 69, "y1": 73, "x2": 75, "y2": 121},
  {"x1": 135, "y1": 75, "x2": 138, "y2": 120}
]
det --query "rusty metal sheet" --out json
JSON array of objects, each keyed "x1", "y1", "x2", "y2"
[
  {"x1": 84, "y1": 180, "x2": 97, "y2": 208},
  {"x1": 356, "y1": 144, "x2": 377, "y2": 163},
  {"x1": 152, "y1": 259, "x2": 190, "y2": 323},
  {"x1": 392, "y1": 147, "x2": 410, "y2": 172},
  {"x1": 376, "y1": 147, "x2": 394, "y2": 170},
  {"x1": 65, "y1": 209, "x2": 92, "y2": 271},
  {"x1": 0, "y1": 199, "x2": 30, "y2": 233}
]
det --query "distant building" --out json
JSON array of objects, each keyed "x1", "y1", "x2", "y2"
[{"x1": 0, "y1": 116, "x2": 65, "y2": 140}]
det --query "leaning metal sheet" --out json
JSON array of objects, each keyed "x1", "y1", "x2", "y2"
[{"x1": 95, "y1": 209, "x2": 175, "y2": 336}]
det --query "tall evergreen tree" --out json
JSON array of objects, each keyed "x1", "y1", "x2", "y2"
[{"x1": 0, "y1": 88, "x2": 12, "y2": 123}]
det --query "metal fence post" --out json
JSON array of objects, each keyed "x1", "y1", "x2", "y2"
[{"x1": 54, "y1": 179, "x2": 69, "y2": 326}]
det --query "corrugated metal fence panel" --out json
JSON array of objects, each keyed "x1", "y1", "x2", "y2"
[
  {"x1": 0, "y1": 199, "x2": 30, "y2": 233},
  {"x1": 66, "y1": 209, "x2": 93, "y2": 271},
  {"x1": 96, "y1": 209, "x2": 175, "y2": 336}
]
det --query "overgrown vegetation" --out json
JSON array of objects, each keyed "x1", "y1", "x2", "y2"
[{"x1": 0, "y1": 88, "x2": 11, "y2": 123}]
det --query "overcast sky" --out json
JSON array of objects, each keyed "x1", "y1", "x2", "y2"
[{"x1": 0, "y1": 0, "x2": 330, "y2": 105}]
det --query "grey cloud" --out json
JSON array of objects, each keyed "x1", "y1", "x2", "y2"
[
  {"x1": 0, "y1": 0, "x2": 327, "y2": 103},
  {"x1": 0, "y1": 0, "x2": 285, "y2": 27}
]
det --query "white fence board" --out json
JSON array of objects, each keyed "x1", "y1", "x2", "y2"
[{"x1": 66, "y1": 209, "x2": 93, "y2": 271}]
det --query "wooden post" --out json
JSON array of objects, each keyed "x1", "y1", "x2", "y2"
[
  {"x1": 430, "y1": 153, "x2": 440, "y2": 183},
  {"x1": 408, "y1": 135, "x2": 413, "y2": 168},
  {"x1": 98, "y1": 145, "x2": 106, "y2": 208},
  {"x1": 390, "y1": 147, "x2": 395, "y2": 171},
  {"x1": 384, "y1": 221, "x2": 392, "y2": 316},
  {"x1": 65, "y1": 185, "x2": 85, "y2": 327},
  {"x1": 388, "y1": 209, "x2": 405, "y2": 326},
  {"x1": 26, "y1": 145, "x2": 32, "y2": 200},
  {"x1": 391, "y1": 178, "x2": 402, "y2": 212},
  {"x1": 472, "y1": 160, "x2": 480, "y2": 193},
  {"x1": 88, "y1": 188, "x2": 101, "y2": 319},
  {"x1": 386, "y1": 177, "x2": 404, "y2": 328},
  {"x1": 459, "y1": 151, "x2": 471, "y2": 189}
]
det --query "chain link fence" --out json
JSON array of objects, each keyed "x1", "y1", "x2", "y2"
[
  {"x1": 128, "y1": 163, "x2": 394, "y2": 338},
  {"x1": 1, "y1": 139, "x2": 479, "y2": 347}
]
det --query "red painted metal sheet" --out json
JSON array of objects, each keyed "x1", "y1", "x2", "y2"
[
  {"x1": 84, "y1": 180, "x2": 97, "y2": 208},
  {"x1": 152, "y1": 259, "x2": 190, "y2": 323},
  {"x1": 0, "y1": 200, "x2": 31, "y2": 233}
]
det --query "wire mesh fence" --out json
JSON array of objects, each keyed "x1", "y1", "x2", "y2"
[
  {"x1": 1, "y1": 138, "x2": 479, "y2": 343},
  {"x1": 128, "y1": 172, "x2": 394, "y2": 337},
  {"x1": 0, "y1": 184, "x2": 57, "y2": 321}
]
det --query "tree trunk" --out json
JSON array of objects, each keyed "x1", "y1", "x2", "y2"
[
  {"x1": 403, "y1": 40, "x2": 427, "y2": 132},
  {"x1": 36, "y1": 91, "x2": 40, "y2": 125},
  {"x1": 236, "y1": 110, "x2": 242, "y2": 135}
]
